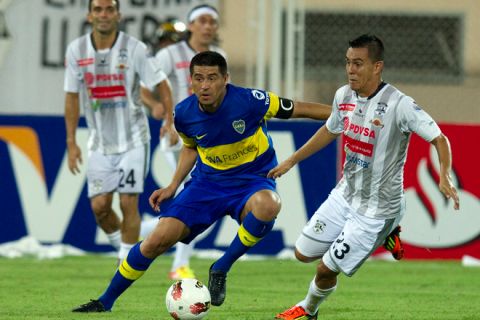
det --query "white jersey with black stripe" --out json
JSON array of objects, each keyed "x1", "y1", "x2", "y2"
[
  {"x1": 64, "y1": 31, "x2": 167, "y2": 154},
  {"x1": 326, "y1": 83, "x2": 441, "y2": 219},
  {"x1": 154, "y1": 40, "x2": 227, "y2": 104}
]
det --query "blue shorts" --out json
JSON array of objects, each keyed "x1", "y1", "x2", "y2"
[{"x1": 161, "y1": 176, "x2": 276, "y2": 244}]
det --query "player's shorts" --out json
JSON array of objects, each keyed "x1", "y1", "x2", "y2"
[
  {"x1": 161, "y1": 176, "x2": 276, "y2": 244},
  {"x1": 295, "y1": 189, "x2": 404, "y2": 276},
  {"x1": 86, "y1": 143, "x2": 150, "y2": 198}
]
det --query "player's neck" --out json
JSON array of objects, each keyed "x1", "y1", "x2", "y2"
[
  {"x1": 92, "y1": 30, "x2": 118, "y2": 50},
  {"x1": 188, "y1": 38, "x2": 210, "y2": 53},
  {"x1": 357, "y1": 79, "x2": 384, "y2": 98}
]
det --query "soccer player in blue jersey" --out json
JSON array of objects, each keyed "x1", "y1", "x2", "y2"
[{"x1": 72, "y1": 50, "x2": 332, "y2": 313}]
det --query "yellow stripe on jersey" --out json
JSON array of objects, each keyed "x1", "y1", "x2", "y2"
[
  {"x1": 179, "y1": 132, "x2": 196, "y2": 148},
  {"x1": 119, "y1": 259, "x2": 145, "y2": 280},
  {"x1": 264, "y1": 92, "x2": 280, "y2": 120},
  {"x1": 197, "y1": 126, "x2": 269, "y2": 170},
  {"x1": 238, "y1": 224, "x2": 261, "y2": 247}
]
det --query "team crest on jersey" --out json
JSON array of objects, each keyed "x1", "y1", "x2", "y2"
[
  {"x1": 375, "y1": 102, "x2": 388, "y2": 115},
  {"x1": 117, "y1": 49, "x2": 129, "y2": 70},
  {"x1": 232, "y1": 120, "x2": 246, "y2": 134}
]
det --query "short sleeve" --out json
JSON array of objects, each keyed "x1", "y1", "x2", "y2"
[
  {"x1": 396, "y1": 97, "x2": 441, "y2": 142},
  {"x1": 325, "y1": 94, "x2": 344, "y2": 134},
  {"x1": 63, "y1": 43, "x2": 80, "y2": 93},
  {"x1": 133, "y1": 41, "x2": 167, "y2": 89}
]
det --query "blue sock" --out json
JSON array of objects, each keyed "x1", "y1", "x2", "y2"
[
  {"x1": 213, "y1": 212, "x2": 274, "y2": 273},
  {"x1": 99, "y1": 242, "x2": 154, "y2": 310}
]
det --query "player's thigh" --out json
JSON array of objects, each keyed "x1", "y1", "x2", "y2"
[
  {"x1": 323, "y1": 213, "x2": 395, "y2": 277},
  {"x1": 117, "y1": 144, "x2": 150, "y2": 193},
  {"x1": 295, "y1": 195, "x2": 347, "y2": 259}
]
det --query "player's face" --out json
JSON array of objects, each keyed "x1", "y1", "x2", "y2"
[
  {"x1": 345, "y1": 47, "x2": 383, "y2": 97},
  {"x1": 191, "y1": 65, "x2": 228, "y2": 111},
  {"x1": 88, "y1": 0, "x2": 120, "y2": 36},
  {"x1": 189, "y1": 15, "x2": 218, "y2": 46}
]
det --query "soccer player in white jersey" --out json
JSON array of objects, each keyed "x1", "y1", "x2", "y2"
[
  {"x1": 270, "y1": 34, "x2": 460, "y2": 320},
  {"x1": 139, "y1": 4, "x2": 226, "y2": 280},
  {"x1": 64, "y1": 0, "x2": 176, "y2": 263}
]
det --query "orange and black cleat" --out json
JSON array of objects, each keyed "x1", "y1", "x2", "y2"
[
  {"x1": 275, "y1": 305, "x2": 317, "y2": 320},
  {"x1": 384, "y1": 225, "x2": 404, "y2": 260}
]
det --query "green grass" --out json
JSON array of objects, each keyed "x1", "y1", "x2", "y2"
[{"x1": 0, "y1": 256, "x2": 479, "y2": 319}]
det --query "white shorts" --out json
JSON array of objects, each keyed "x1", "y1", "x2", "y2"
[
  {"x1": 295, "y1": 189, "x2": 404, "y2": 276},
  {"x1": 86, "y1": 144, "x2": 150, "y2": 198}
]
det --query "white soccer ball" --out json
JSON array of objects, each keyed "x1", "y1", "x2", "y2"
[{"x1": 165, "y1": 278, "x2": 211, "y2": 320}]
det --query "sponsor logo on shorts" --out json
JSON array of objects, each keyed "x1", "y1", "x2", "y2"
[
  {"x1": 313, "y1": 220, "x2": 326, "y2": 234},
  {"x1": 92, "y1": 179, "x2": 103, "y2": 193}
]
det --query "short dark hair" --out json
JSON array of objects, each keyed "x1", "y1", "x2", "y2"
[
  {"x1": 348, "y1": 34, "x2": 384, "y2": 62},
  {"x1": 190, "y1": 51, "x2": 227, "y2": 76},
  {"x1": 88, "y1": 0, "x2": 120, "y2": 12}
]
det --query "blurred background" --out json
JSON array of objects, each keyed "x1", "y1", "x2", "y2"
[{"x1": 0, "y1": 0, "x2": 478, "y2": 260}]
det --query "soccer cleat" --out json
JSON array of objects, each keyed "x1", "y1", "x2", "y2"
[
  {"x1": 275, "y1": 305, "x2": 317, "y2": 319},
  {"x1": 384, "y1": 225, "x2": 404, "y2": 260},
  {"x1": 208, "y1": 264, "x2": 227, "y2": 306},
  {"x1": 72, "y1": 299, "x2": 109, "y2": 313},
  {"x1": 169, "y1": 265, "x2": 196, "y2": 280}
]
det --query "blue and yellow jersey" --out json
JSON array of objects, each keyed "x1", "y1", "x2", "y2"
[{"x1": 174, "y1": 84, "x2": 283, "y2": 183}]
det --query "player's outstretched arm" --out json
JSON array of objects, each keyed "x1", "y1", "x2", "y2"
[
  {"x1": 64, "y1": 92, "x2": 82, "y2": 175},
  {"x1": 268, "y1": 126, "x2": 338, "y2": 179},
  {"x1": 149, "y1": 146, "x2": 198, "y2": 212},
  {"x1": 292, "y1": 101, "x2": 332, "y2": 120},
  {"x1": 156, "y1": 79, "x2": 179, "y2": 146},
  {"x1": 430, "y1": 133, "x2": 460, "y2": 210},
  {"x1": 140, "y1": 86, "x2": 165, "y2": 120}
]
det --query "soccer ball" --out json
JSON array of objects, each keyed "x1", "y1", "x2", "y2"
[{"x1": 165, "y1": 278, "x2": 211, "y2": 320}]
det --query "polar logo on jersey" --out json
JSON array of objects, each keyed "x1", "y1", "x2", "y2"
[
  {"x1": 251, "y1": 90, "x2": 265, "y2": 100},
  {"x1": 232, "y1": 120, "x2": 246, "y2": 134}
]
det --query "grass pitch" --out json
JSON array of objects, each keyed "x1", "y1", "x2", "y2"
[{"x1": 0, "y1": 255, "x2": 479, "y2": 319}]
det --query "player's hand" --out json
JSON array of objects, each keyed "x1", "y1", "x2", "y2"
[
  {"x1": 149, "y1": 186, "x2": 176, "y2": 212},
  {"x1": 67, "y1": 143, "x2": 82, "y2": 175},
  {"x1": 439, "y1": 174, "x2": 460, "y2": 210},
  {"x1": 160, "y1": 123, "x2": 179, "y2": 147},
  {"x1": 267, "y1": 158, "x2": 296, "y2": 179}
]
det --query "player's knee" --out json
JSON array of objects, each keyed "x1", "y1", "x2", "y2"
[
  {"x1": 119, "y1": 194, "x2": 138, "y2": 214},
  {"x1": 250, "y1": 191, "x2": 281, "y2": 220},
  {"x1": 90, "y1": 198, "x2": 112, "y2": 219},
  {"x1": 142, "y1": 233, "x2": 173, "y2": 257},
  {"x1": 294, "y1": 248, "x2": 317, "y2": 263},
  {"x1": 316, "y1": 261, "x2": 338, "y2": 281}
]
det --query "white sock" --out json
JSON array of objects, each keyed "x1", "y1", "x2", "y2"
[
  {"x1": 106, "y1": 230, "x2": 121, "y2": 250},
  {"x1": 118, "y1": 242, "x2": 135, "y2": 260},
  {"x1": 171, "y1": 240, "x2": 195, "y2": 271},
  {"x1": 299, "y1": 277, "x2": 337, "y2": 315},
  {"x1": 140, "y1": 218, "x2": 158, "y2": 239}
]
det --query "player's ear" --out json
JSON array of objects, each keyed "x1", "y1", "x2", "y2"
[
  {"x1": 374, "y1": 61, "x2": 384, "y2": 75},
  {"x1": 86, "y1": 12, "x2": 93, "y2": 23}
]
